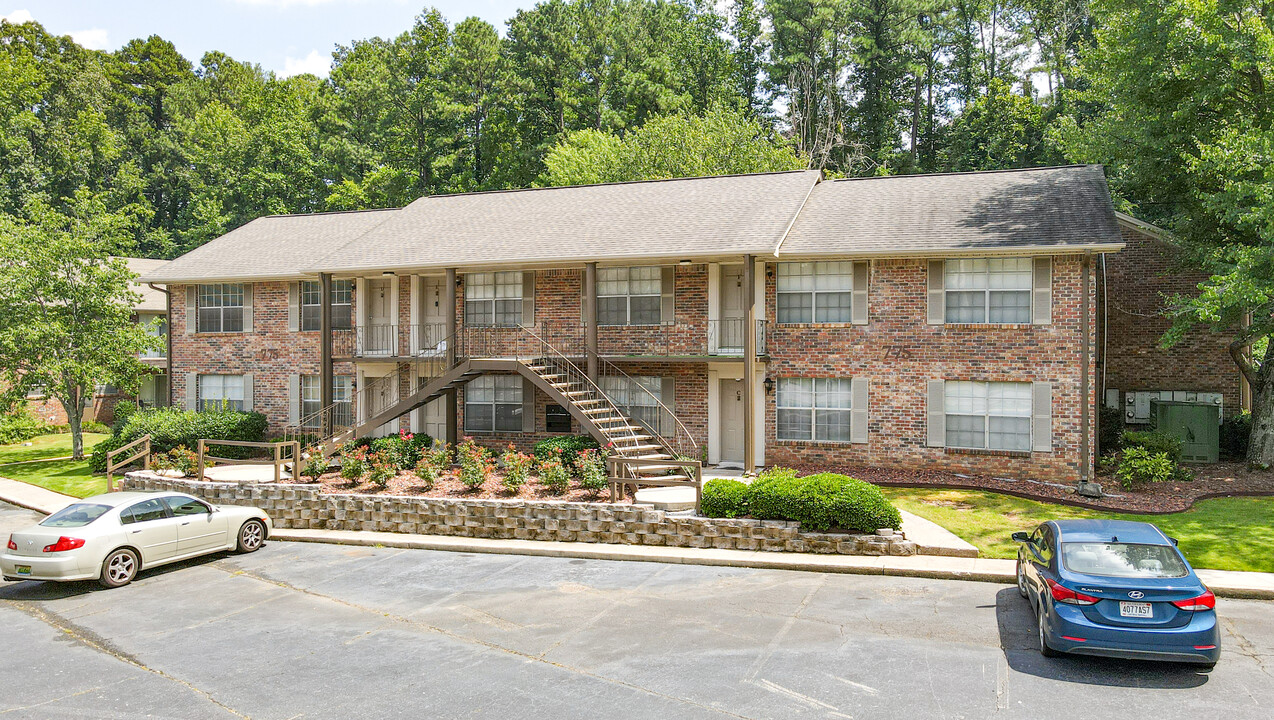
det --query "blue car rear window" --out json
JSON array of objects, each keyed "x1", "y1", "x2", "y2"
[{"x1": 1061, "y1": 542, "x2": 1188, "y2": 579}]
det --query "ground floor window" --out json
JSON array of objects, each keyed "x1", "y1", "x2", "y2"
[
  {"x1": 198, "y1": 374, "x2": 244, "y2": 411},
  {"x1": 301, "y1": 375, "x2": 353, "y2": 428},
  {"x1": 600, "y1": 375, "x2": 663, "y2": 432},
  {"x1": 465, "y1": 375, "x2": 522, "y2": 432},
  {"x1": 944, "y1": 380, "x2": 1031, "y2": 451},
  {"x1": 776, "y1": 377, "x2": 852, "y2": 442}
]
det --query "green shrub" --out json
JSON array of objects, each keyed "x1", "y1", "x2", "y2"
[
  {"x1": 81, "y1": 420, "x2": 111, "y2": 434},
  {"x1": 366, "y1": 451, "x2": 396, "y2": 487},
  {"x1": 500, "y1": 444, "x2": 533, "y2": 492},
  {"x1": 363, "y1": 431, "x2": 433, "y2": 470},
  {"x1": 302, "y1": 450, "x2": 328, "y2": 481},
  {"x1": 0, "y1": 408, "x2": 50, "y2": 445},
  {"x1": 457, "y1": 438, "x2": 494, "y2": 489},
  {"x1": 577, "y1": 448, "x2": 608, "y2": 494},
  {"x1": 1115, "y1": 447, "x2": 1176, "y2": 488},
  {"x1": 701, "y1": 478, "x2": 751, "y2": 518},
  {"x1": 1121, "y1": 430, "x2": 1183, "y2": 465},
  {"x1": 1098, "y1": 405, "x2": 1125, "y2": 455},
  {"x1": 532, "y1": 434, "x2": 600, "y2": 471},
  {"x1": 90, "y1": 407, "x2": 268, "y2": 473},
  {"x1": 538, "y1": 456, "x2": 570, "y2": 494},
  {"x1": 111, "y1": 400, "x2": 138, "y2": 434},
  {"x1": 749, "y1": 472, "x2": 902, "y2": 533},
  {"x1": 1221, "y1": 412, "x2": 1252, "y2": 461},
  {"x1": 339, "y1": 444, "x2": 367, "y2": 483}
]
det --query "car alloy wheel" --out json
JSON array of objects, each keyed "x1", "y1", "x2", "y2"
[
  {"x1": 1016, "y1": 560, "x2": 1028, "y2": 599},
  {"x1": 237, "y1": 520, "x2": 265, "y2": 553},
  {"x1": 1038, "y1": 608, "x2": 1061, "y2": 658},
  {"x1": 99, "y1": 548, "x2": 139, "y2": 589}
]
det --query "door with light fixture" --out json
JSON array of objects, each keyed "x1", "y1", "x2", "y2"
[{"x1": 366, "y1": 278, "x2": 395, "y2": 356}]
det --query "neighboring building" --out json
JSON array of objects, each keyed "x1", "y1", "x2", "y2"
[
  {"x1": 25, "y1": 258, "x2": 171, "y2": 426},
  {"x1": 140, "y1": 165, "x2": 1230, "y2": 484}
]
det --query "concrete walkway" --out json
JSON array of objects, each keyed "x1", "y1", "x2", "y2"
[{"x1": 0, "y1": 477, "x2": 75, "y2": 514}]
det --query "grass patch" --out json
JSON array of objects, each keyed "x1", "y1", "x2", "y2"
[
  {"x1": 0, "y1": 433, "x2": 110, "y2": 498},
  {"x1": 881, "y1": 487, "x2": 1274, "y2": 574}
]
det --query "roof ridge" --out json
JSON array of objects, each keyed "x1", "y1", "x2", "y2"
[
  {"x1": 830, "y1": 164, "x2": 1100, "y2": 183},
  {"x1": 258, "y1": 207, "x2": 402, "y2": 220},
  {"x1": 422, "y1": 169, "x2": 816, "y2": 200}
]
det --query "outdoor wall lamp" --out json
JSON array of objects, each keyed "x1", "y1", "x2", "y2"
[
  {"x1": 679, "y1": 259, "x2": 692, "y2": 265},
  {"x1": 382, "y1": 271, "x2": 395, "y2": 277},
  {"x1": 763, "y1": 377, "x2": 774, "y2": 394}
]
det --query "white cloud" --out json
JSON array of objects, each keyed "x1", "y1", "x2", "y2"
[
  {"x1": 281, "y1": 49, "x2": 330, "y2": 78},
  {"x1": 70, "y1": 27, "x2": 109, "y2": 49},
  {"x1": 2, "y1": 9, "x2": 34, "y2": 24}
]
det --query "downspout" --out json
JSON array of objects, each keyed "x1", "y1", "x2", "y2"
[
  {"x1": 148, "y1": 283, "x2": 173, "y2": 408},
  {"x1": 1080, "y1": 253, "x2": 1092, "y2": 484}
]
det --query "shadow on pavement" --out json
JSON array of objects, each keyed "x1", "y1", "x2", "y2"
[
  {"x1": 0, "y1": 551, "x2": 234, "y2": 601},
  {"x1": 995, "y1": 588, "x2": 1210, "y2": 689}
]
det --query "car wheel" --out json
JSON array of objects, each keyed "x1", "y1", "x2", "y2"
[
  {"x1": 1038, "y1": 608, "x2": 1061, "y2": 658},
  {"x1": 1016, "y1": 560, "x2": 1029, "y2": 599},
  {"x1": 99, "y1": 548, "x2": 139, "y2": 588},
  {"x1": 236, "y1": 519, "x2": 266, "y2": 553}
]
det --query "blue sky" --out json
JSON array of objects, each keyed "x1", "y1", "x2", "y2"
[{"x1": 3, "y1": 1, "x2": 531, "y2": 77}]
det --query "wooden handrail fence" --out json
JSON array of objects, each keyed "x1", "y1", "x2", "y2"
[
  {"x1": 196, "y1": 439, "x2": 301, "y2": 484},
  {"x1": 106, "y1": 434, "x2": 151, "y2": 492},
  {"x1": 607, "y1": 456, "x2": 702, "y2": 513}
]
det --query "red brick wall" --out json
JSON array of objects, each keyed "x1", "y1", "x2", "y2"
[
  {"x1": 1098, "y1": 224, "x2": 1242, "y2": 414},
  {"x1": 764, "y1": 256, "x2": 1097, "y2": 482}
]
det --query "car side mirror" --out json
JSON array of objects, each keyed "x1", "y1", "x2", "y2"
[
  {"x1": 1011, "y1": 531, "x2": 1030, "y2": 543},
  {"x1": 1169, "y1": 537, "x2": 1178, "y2": 546}
]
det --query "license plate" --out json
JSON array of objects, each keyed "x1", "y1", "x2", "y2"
[
  {"x1": 15, "y1": 565, "x2": 30, "y2": 576},
  {"x1": 1120, "y1": 601, "x2": 1152, "y2": 618}
]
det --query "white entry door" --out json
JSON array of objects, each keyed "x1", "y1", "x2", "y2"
[
  {"x1": 717, "y1": 265, "x2": 745, "y2": 354},
  {"x1": 719, "y1": 379, "x2": 745, "y2": 466},
  {"x1": 419, "y1": 276, "x2": 447, "y2": 356},
  {"x1": 367, "y1": 375, "x2": 398, "y2": 437},
  {"x1": 365, "y1": 278, "x2": 395, "y2": 356}
]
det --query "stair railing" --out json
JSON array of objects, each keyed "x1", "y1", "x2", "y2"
[{"x1": 597, "y1": 359, "x2": 699, "y2": 461}]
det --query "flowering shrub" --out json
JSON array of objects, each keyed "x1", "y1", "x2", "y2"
[
  {"x1": 500, "y1": 444, "x2": 534, "y2": 493},
  {"x1": 413, "y1": 443, "x2": 451, "y2": 490},
  {"x1": 366, "y1": 451, "x2": 396, "y2": 487},
  {"x1": 339, "y1": 443, "x2": 367, "y2": 483},
  {"x1": 457, "y1": 438, "x2": 495, "y2": 489},
  {"x1": 577, "y1": 448, "x2": 607, "y2": 494},
  {"x1": 302, "y1": 447, "x2": 328, "y2": 480},
  {"x1": 150, "y1": 445, "x2": 200, "y2": 477},
  {"x1": 538, "y1": 456, "x2": 570, "y2": 494}
]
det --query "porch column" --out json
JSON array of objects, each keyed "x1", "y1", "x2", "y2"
[
  {"x1": 743, "y1": 255, "x2": 756, "y2": 474},
  {"x1": 444, "y1": 267, "x2": 458, "y2": 447},
  {"x1": 319, "y1": 272, "x2": 334, "y2": 436},
  {"x1": 585, "y1": 261, "x2": 598, "y2": 380}
]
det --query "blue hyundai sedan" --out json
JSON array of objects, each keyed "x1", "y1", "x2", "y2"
[{"x1": 1013, "y1": 519, "x2": 1220, "y2": 667}]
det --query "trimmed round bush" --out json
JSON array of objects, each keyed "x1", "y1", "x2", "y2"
[
  {"x1": 701, "y1": 478, "x2": 751, "y2": 518},
  {"x1": 749, "y1": 472, "x2": 901, "y2": 533}
]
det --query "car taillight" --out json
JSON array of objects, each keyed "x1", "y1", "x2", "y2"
[
  {"x1": 1172, "y1": 589, "x2": 1216, "y2": 612},
  {"x1": 1046, "y1": 578, "x2": 1100, "y2": 605},
  {"x1": 5, "y1": 535, "x2": 15, "y2": 551},
  {"x1": 42, "y1": 537, "x2": 85, "y2": 553}
]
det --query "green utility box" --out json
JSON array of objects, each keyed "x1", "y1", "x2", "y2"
[{"x1": 1150, "y1": 401, "x2": 1220, "y2": 463}]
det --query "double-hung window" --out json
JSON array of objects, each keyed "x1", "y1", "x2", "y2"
[
  {"x1": 776, "y1": 262, "x2": 853, "y2": 323},
  {"x1": 600, "y1": 375, "x2": 663, "y2": 431},
  {"x1": 198, "y1": 374, "x2": 244, "y2": 412},
  {"x1": 598, "y1": 267, "x2": 662, "y2": 325},
  {"x1": 197, "y1": 284, "x2": 244, "y2": 333},
  {"x1": 300, "y1": 280, "x2": 353, "y2": 331},
  {"x1": 465, "y1": 375, "x2": 522, "y2": 432},
  {"x1": 944, "y1": 381, "x2": 1031, "y2": 451},
  {"x1": 301, "y1": 375, "x2": 353, "y2": 428},
  {"x1": 465, "y1": 272, "x2": 522, "y2": 327},
  {"x1": 776, "y1": 377, "x2": 852, "y2": 442},
  {"x1": 944, "y1": 258, "x2": 1032, "y2": 323}
]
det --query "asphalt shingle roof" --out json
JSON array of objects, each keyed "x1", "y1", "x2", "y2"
[
  {"x1": 308, "y1": 170, "x2": 822, "y2": 274},
  {"x1": 139, "y1": 209, "x2": 398, "y2": 283},
  {"x1": 124, "y1": 258, "x2": 171, "y2": 311},
  {"x1": 779, "y1": 165, "x2": 1122, "y2": 257}
]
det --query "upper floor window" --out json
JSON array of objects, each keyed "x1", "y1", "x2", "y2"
[
  {"x1": 598, "y1": 267, "x2": 661, "y2": 326},
  {"x1": 197, "y1": 284, "x2": 244, "y2": 333},
  {"x1": 944, "y1": 380, "x2": 1030, "y2": 451},
  {"x1": 140, "y1": 315, "x2": 167, "y2": 359},
  {"x1": 465, "y1": 272, "x2": 522, "y2": 327},
  {"x1": 465, "y1": 375, "x2": 522, "y2": 432},
  {"x1": 198, "y1": 374, "x2": 245, "y2": 412},
  {"x1": 944, "y1": 258, "x2": 1031, "y2": 324},
  {"x1": 777, "y1": 262, "x2": 853, "y2": 323},
  {"x1": 300, "y1": 280, "x2": 353, "y2": 331},
  {"x1": 776, "y1": 377, "x2": 852, "y2": 442}
]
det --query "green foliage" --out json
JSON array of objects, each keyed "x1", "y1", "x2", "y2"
[
  {"x1": 1115, "y1": 447, "x2": 1176, "y2": 489},
  {"x1": 89, "y1": 406, "x2": 267, "y2": 473},
  {"x1": 1098, "y1": 405, "x2": 1125, "y2": 455},
  {"x1": 0, "y1": 408, "x2": 52, "y2": 445},
  {"x1": 500, "y1": 444, "x2": 534, "y2": 492},
  {"x1": 111, "y1": 400, "x2": 138, "y2": 433},
  {"x1": 537, "y1": 456, "x2": 570, "y2": 495},
  {"x1": 362, "y1": 431, "x2": 432, "y2": 470},
  {"x1": 749, "y1": 471, "x2": 902, "y2": 532},
  {"x1": 339, "y1": 444, "x2": 367, "y2": 483},
  {"x1": 532, "y1": 434, "x2": 599, "y2": 472},
  {"x1": 700, "y1": 478, "x2": 751, "y2": 518},
  {"x1": 942, "y1": 80, "x2": 1059, "y2": 171},
  {"x1": 456, "y1": 438, "x2": 494, "y2": 489},
  {"x1": 1221, "y1": 413, "x2": 1252, "y2": 461},
  {"x1": 150, "y1": 445, "x2": 199, "y2": 477},
  {"x1": 302, "y1": 450, "x2": 328, "y2": 481},
  {"x1": 365, "y1": 451, "x2": 396, "y2": 487},
  {"x1": 1121, "y1": 430, "x2": 1183, "y2": 465},
  {"x1": 576, "y1": 448, "x2": 607, "y2": 494}
]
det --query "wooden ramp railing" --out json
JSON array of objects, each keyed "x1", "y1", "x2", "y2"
[
  {"x1": 196, "y1": 439, "x2": 301, "y2": 483},
  {"x1": 608, "y1": 456, "x2": 702, "y2": 513},
  {"x1": 106, "y1": 434, "x2": 151, "y2": 492}
]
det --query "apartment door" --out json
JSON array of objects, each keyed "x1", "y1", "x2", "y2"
[
  {"x1": 413, "y1": 376, "x2": 448, "y2": 446},
  {"x1": 419, "y1": 276, "x2": 447, "y2": 356},
  {"x1": 367, "y1": 375, "x2": 398, "y2": 437},
  {"x1": 718, "y1": 265, "x2": 745, "y2": 354},
  {"x1": 366, "y1": 278, "x2": 395, "y2": 356},
  {"x1": 719, "y1": 379, "x2": 745, "y2": 466}
]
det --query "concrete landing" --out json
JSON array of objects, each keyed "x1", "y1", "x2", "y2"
[{"x1": 202, "y1": 464, "x2": 292, "y2": 483}]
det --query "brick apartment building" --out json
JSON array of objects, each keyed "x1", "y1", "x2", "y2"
[{"x1": 139, "y1": 166, "x2": 1243, "y2": 483}]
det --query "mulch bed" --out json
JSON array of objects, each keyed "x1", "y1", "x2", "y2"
[
  {"x1": 789, "y1": 462, "x2": 1274, "y2": 514},
  {"x1": 280, "y1": 469, "x2": 631, "y2": 504}
]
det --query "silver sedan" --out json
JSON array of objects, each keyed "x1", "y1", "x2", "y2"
[{"x1": 2, "y1": 492, "x2": 272, "y2": 588}]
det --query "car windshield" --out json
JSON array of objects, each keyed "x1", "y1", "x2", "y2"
[
  {"x1": 39, "y1": 503, "x2": 112, "y2": 528},
  {"x1": 1061, "y1": 542, "x2": 1189, "y2": 579}
]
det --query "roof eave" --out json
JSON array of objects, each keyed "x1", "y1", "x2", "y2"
[{"x1": 776, "y1": 242, "x2": 1126, "y2": 260}]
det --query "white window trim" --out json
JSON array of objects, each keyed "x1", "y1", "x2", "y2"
[
  {"x1": 198, "y1": 374, "x2": 245, "y2": 412},
  {"x1": 300, "y1": 280, "x2": 353, "y2": 331},
  {"x1": 943, "y1": 258, "x2": 1032, "y2": 325},
  {"x1": 775, "y1": 377, "x2": 853, "y2": 443},
  {"x1": 943, "y1": 380, "x2": 1032, "y2": 451},
  {"x1": 464, "y1": 272, "x2": 523, "y2": 327},
  {"x1": 597, "y1": 266, "x2": 662, "y2": 326},
  {"x1": 776, "y1": 261, "x2": 854, "y2": 324},
  {"x1": 196, "y1": 283, "x2": 245, "y2": 333},
  {"x1": 464, "y1": 375, "x2": 523, "y2": 432}
]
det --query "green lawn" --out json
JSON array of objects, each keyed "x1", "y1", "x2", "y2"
[
  {"x1": 0, "y1": 433, "x2": 109, "y2": 499},
  {"x1": 882, "y1": 487, "x2": 1274, "y2": 574}
]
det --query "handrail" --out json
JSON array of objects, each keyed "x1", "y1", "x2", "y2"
[
  {"x1": 106, "y1": 434, "x2": 151, "y2": 492},
  {"x1": 605, "y1": 456, "x2": 702, "y2": 512},
  {"x1": 598, "y1": 358, "x2": 698, "y2": 459},
  {"x1": 196, "y1": 439, "x2": 300, "y2": 483}
]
